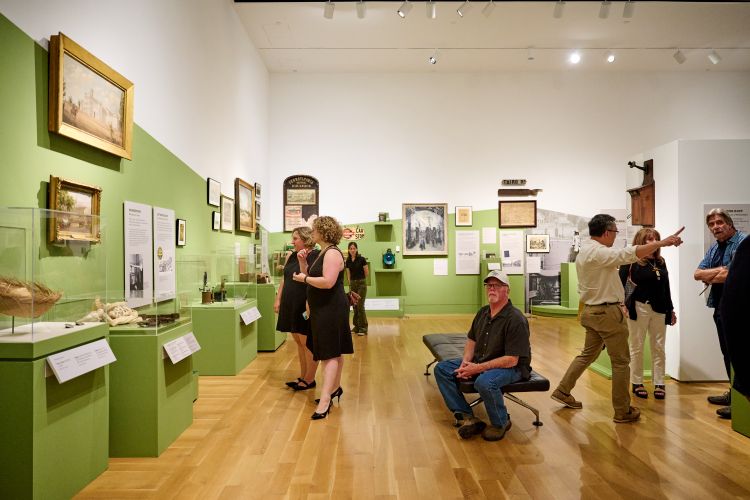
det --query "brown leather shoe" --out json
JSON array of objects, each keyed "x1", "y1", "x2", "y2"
[
  {"x1": 482, "y1": 419, "x2": 512, "y2": 442},
  {"x1": 457, "y1": 416, "x2": 486, "y2": 439},
  {"x1": 551, "y1": 389, "x2": 583, "y2": 409},
  {"x1": 613, "y1": 406, "x2": 641, "y2": 423}
]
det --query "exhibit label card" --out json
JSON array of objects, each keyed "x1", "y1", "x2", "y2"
[
  {"x1": 124, "y1": 201, "x2": 154, "y2": 308},
  {"x1": 163, "y1": 332, "x2": 201, "y2": 364},
  {"x1": 455, "y1": 230, "x2": 480, "y2": 275},
  {"x1": 153, "y1": 206, "x2": 176, "y2": 302},
  {"x1": 240, "y1": 306, "x2": 261, "y2": 325},
  {"x1": 499, "y1": 230, "x2": 524, "y2": 275},
  {"x1": 47, "y1": 338, "x2": 116, "y2": 384},
  {"x1": 365, "y1": 298, "x2": 400, "y2": 311},
  {"x1": 433, "y1": 259, "x2": 448, "y2": 276}
]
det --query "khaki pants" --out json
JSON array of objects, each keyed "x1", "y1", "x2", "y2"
[
  {"x1": 350, "y1": 279, "x2": 368, "y2": 333},
  {"x1": 558, "y1": 304, "x2": 632, "y2": 416}
]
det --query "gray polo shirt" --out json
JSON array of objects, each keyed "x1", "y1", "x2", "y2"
[{"x1": 467, "y1": 299, "x2": 531, "y2": 379}]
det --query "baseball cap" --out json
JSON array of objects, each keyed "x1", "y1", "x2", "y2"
[{"x1": 483, "y1": 270, "x2": 509, "y2": 285}]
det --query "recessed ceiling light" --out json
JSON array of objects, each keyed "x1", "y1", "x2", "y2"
[
  {"x1": 569, "y1": 52, "x2": 581, "y2": 64},
  {"x1": 606, "y1": 51, "x2": 616, "y2": 63}
]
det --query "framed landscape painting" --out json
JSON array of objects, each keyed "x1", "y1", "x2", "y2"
[
  {"x1": 402, "y1": 203, "x2": 448, "y2": 256},
  {"x1": 48, "y1": 175, "x2": 102, "y2": 243},
  {"x1": 48, "y1": 33, "x2": 134, "y2": 159},
  {"x1": 235, "y1": 178, "x2": 256, "y2": 234}
]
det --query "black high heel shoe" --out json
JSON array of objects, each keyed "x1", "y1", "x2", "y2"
[
  {"x1": 315, "y1": 387, "x2": 343, "y2": 404},
  {"x1": 311, "y1": 401, "x2": 333, "y2": 420}
]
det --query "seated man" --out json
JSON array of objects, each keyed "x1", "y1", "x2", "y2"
[{"x1": 434, "y1": 270, "x2": 532, "y2": 441}]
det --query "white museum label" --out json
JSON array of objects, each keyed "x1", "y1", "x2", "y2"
[
  {"x1": 46, "y1": 338, "x2": 116, "y2": 384},
  {"x1": 240, "y1": 306, "x2": 262, "y2": 325},
  {"x1": 163, "y1": 332, "x2": 201, "y2": 364},
  {"x1": 365, "y1": 298, "x2": 400, "y2": 311}
]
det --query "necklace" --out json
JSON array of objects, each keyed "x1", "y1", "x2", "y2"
[{"x1": 649, "y1": 260, "x2": 661, "y2": 280}]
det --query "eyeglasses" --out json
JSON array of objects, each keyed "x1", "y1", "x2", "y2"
[
  {"x1": 484, "y1": 283, "x2": 506, "y2": 290},
  {"x1": 607, "y1": 227, "x2": 620, "y2": 234}
]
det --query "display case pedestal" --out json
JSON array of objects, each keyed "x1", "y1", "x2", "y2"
[
  {"x1": 108, "y1": 321, "x2": 195, "y2": 457},
  {"x1": 190, "y1": 299, "x2": 258, "y2": 375},
  {"x1": 256, "y1": 283, "x2": 285, "y2": 351},
  {"x1": 0, "y1": 323, "x2": 109, "y2": 500}
]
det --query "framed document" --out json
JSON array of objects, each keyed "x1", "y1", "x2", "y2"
[
  {"x1": 455, "y1": 206, "x2": 473, "y2": 227},
  {"x1": 526, "y1": 234, "x2": 550, "y2": 253},
  {"x1": 499, "y1": 200, "x2": 537, "y2": 228}
]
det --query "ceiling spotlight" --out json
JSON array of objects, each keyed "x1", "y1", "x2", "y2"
[
  {"x1": 599, "y1": 1, "x2": 611, "y2": 19},
  {"x1": 427, "y1": 0, "x2": 436, "y2": 19},
  {"x1": 356, "y1": 0, "x2": 366, "y2": 19},
  {"x1": 708, "y1": 50, "x2": 722, "y2": 65},
  {"x1": 606, "y1": 51, "x2": 616, "y2": 63},
  {"x1": 623, "y1": 0, "x2": 635, "y2": 19},
  {"x1": 323, "y1": 0, "x2": 334, "y2": 19},
  {"x1": 569, "y1": 51, "x2": 581, "y2": 64},
  {"x1": 553, "y1": 1, "x2": 565, "y2": 19},
  {"x1": 527, "y1": 47, "x2": 535, "y2": 61},
  {"x1": 482, "y1": 1, "x2": 495, "y2": 18},
  {"x1": 673, "y1": 49, "x2": 686, "y2": 64},
  {"x1": 428, "y1": 49, "x2": 438, "y2": 65},
  {"x1": 457, "y1": 1, "x2": 471, "y2": 17},
  {"x1": 397, "y1": 0, "x2": 412, "y2": 18}
]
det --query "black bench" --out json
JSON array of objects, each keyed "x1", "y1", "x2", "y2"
[{"x1": 423, "y1": 333, "x2": 550, "y2": 426}]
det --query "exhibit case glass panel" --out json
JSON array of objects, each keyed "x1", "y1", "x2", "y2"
[
  {"x1": 0, "y1": 207, "x2": 107, "y2": 341},
  {"x1": 177, "y1": 246, "x2": 257, "y2": 307}
]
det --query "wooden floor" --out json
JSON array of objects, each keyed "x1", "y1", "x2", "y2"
[{"x1": 77, "y1": 315, "x2": 750, "y2": 499}]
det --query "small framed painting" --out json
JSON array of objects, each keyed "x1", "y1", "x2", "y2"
[
  {"x1": 526, "y1": 234, "x2": 550, "y2": 253},
  {"x1": 176, "y1": 219, "x2": 186, "y2": 246},
  {"x1": 207, "y1": 178, "x2": 221, "y2": 207},
  {"x1": 256, "y1": 200, "x2": 261, "y2": 221},
  {"x1": 455, "y1": 206, "x2": 472, "y2": 227},
  {"x1": 212, "y1": 211, "x2": 220, "y2": 231},
  {"x1": 254, "y1": 182, "x2": 261, "y2": 200},
  {"x1": 220, "y1": 195, "x2": 234, "y2": 233}
]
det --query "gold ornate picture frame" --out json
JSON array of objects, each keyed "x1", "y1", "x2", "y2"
[
  {"x1": 48, "y1": 175, "x2": 102, "y2": 243},
  {"x1": 235, "y1": 178, "x2": 256, "y2": 234},
  {"x1": 48, "y1": 32, "x2": 134, "y2": 159}
]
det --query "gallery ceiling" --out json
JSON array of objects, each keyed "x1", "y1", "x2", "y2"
[{"x1": 233, "y1": 1, "x2": 750, "y2": 72}]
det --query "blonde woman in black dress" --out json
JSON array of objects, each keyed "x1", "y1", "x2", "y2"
[
  {"x1": 275, "y1": 227, "x2": 320, "y2": 391},
  {"x1": 293, "y1": 216, "x2": 353, "y2": 419}
]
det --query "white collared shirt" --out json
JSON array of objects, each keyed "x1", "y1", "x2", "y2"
[{"x1": 576, "y1": 240, "x2": 638, "y2": 305}]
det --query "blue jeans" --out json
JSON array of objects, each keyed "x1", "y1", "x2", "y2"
[{"x1": 434, "y1": 358, "x2": 522, "y2": 427}]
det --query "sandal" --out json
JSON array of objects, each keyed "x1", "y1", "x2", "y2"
[
  {"x1": 632, "y1": 383, "x2": 648, "y2": 399},
  {"x1": 286, "y1": 377, "x2": 303, "y2": 389},
  {"x1": 293, "y1": 379, "x2": 317, "y2": 391},
  {"x1": 654, "y1": 385, "x2": 665, "y2": 400}
]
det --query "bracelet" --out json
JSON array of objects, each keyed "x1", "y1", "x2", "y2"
[{"x1": 304, "y1": 276, "x2": 308, "y2": 283}]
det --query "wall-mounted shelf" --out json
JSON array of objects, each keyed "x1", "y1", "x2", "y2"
[
  {"x1": 373, "y1": 223, "x2": 395, "y2": 242},
  {"x1": 374, "y1": 269, "x2": 403, "y2": 296}
]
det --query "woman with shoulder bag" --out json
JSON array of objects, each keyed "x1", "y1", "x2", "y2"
[
  {"x1": 292, "y1": 216, "x2": 354, "y2": 419},
  {"x1": 619, "y1": 228, "x2": 677, "y2": 400},
  {"x1": 275, "y1": 227, "x2": 320, "y2": 391}
]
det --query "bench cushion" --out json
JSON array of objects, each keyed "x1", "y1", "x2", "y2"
[{"x1": 423, "y1": 333, "x2": 549, "y2": 394}]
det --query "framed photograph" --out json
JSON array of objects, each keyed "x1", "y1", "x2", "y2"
[
  {"x1": 526, "y1": 234, "x2": 550, "y2": 253},
  {"x1": 255, "y1": 200, "x2": 261, "y2": 221},
  {"x1": 207, "y1": 178, "x2": 221, "y2": 207},
  {"x1": 455, "y1": 206, "x2": 473, "y2": 227},
  {"x1": 499, "y1": 200, "x2": 537, "y2": 228},
  {"x1": 402, "y1": 203, "x2": 448, "y2": 256},
  {"x1": 48, "y1": 33, "x2": 134, "y2": 159},
  {"x1": 48, "y1": 175, "x2": 102, "y2": 243},
  {"x1": 220, "y1": 195, "x2": 234, "y2": 233},
  {"x1": 235, "y1": 178, "x2": 256, "y2": 234},
  {"x1": 176, "y1": 219, "x2": 186, "y2": 246},
  {"x1": 212, "y1": 211, "x2": 220, "y2": 231},
  {"x1": 254, "y1": 182, "x2": 261, "y2": 200}
]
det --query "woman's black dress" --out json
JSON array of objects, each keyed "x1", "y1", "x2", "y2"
[
  {"x1": 306, "y1": 246, "x2": 354, "y2": 361},
  {"x1": 276, "y1": 249, "x2": 319, "y2": 334}
]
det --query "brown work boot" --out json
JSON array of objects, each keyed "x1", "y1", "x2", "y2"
[
  {"x1": 482, "y1": 419, "x2": 512, "y2": 442},
  {"x1": 551, "y1": 389, "x2": 583, "y2": 409},
  {"x1": 457, "y1": 416, "x2": 486, "y2": 439},
  {"x1": 613, "y1": 406, "x2": 641, "y2": 423}
]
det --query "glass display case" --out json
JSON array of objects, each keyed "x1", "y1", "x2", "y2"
[
  {"x1": 177, "y1": 245, "x2": 257, "y2": 307},
  {"x1": 0, "y1": 207, "x2": 107, "y2": 342}
]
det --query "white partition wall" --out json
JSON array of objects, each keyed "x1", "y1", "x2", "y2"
[{"x1": 630, "y1": 139, "x2": 750, "y2": 381}]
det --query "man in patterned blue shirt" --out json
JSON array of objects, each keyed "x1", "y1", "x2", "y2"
[{"x1": 694, "y1": 208, "x2": 748, "y2": 420}]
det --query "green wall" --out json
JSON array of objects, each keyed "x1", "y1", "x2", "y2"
[
  {"x1": 269, "y1": 208, "x2": 526, "y2": 315},
  {"x1": 0, "y1": 13, "x2": 258, "y2": 300}
]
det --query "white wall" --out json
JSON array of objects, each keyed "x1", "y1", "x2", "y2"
[
  {"x1": 268, "y1": 71, "x2": 750, "y2": 231},
  {"x1": 0, "y1": 0, "x2": 269, "y2": 223}
]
